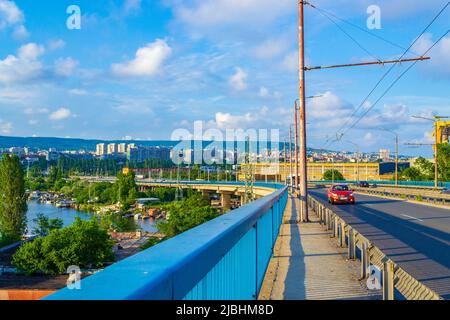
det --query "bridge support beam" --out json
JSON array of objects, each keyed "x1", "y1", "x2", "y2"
[
  {"x1": 220, "y1": 192, "x2": 232, "y2": 212},
  {"x1": 200, "y1": 190, "x2": 211, "y2": 201}
]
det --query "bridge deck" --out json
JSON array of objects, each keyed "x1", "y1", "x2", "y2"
[{"x1": 259, "y1": 195, "x2": 380, "y2": 300}]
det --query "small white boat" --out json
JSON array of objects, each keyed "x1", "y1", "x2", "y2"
[{"x1": 134, "y1": 213, "x2": 142, "y2": 220}]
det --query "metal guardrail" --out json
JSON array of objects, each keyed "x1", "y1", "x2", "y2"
[
  {"x1": 45, "y1": 185, "x2": 288, "y2": 300},
  {"x1": 307, "y1": 195, "x2": 443, "y2": 300},
  {"x1": 353, "y1": 186, "x2": 450, "y2": 207}
]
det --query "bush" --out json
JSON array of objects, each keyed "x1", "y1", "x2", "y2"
[{"x1": 12, "y1": 217, "x2": 115, "y2": 275}]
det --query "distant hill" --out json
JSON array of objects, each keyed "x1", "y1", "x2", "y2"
[
  {"x1": 0, "y1": 135, "x2": 324, "y2": 153},
  {"x1": 0, "y1": 136, "x2": 178, "y2": 151}
]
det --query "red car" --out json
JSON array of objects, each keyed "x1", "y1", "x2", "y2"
[{"x1": 328, "y1": 184, "x2": 355, "y2": 205}]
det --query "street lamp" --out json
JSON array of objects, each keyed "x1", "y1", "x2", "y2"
[{"x1": 379, "y1": 128, "x2": 399, "y2": 186}]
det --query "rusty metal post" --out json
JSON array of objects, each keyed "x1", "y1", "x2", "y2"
[
  {"x1": 348, "y1": 228, "x2": 356, "y2": 260},
  {"x1": 361, "y1": 242, "x2": 369, "y2": 279},
  {"x1": 298, "y1": 1, "x2": 309, "y2": 223},
  {"x1": 294, "y1": 103, "x2": 299, "y2": 194},
  {"x1": 383, "y1": 260, "x2": 395, "y2": 300}
]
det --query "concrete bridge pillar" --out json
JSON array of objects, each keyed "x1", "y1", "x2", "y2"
[
  {"x1": 220, "y1": 192, "x2": 233, "y2": 212},
  {"x1": 200, "y1": 189, "x2": 211, "y2": 200}
]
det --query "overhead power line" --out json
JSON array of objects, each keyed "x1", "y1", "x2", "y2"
[
  {"x1": 341, "y1": 27, "x2": 450, "y2": 136},
  {"x1": 305, "y1": 1, "x2": 418, "y2": 54},
  {"x1": 322, "y1": 1, "x2": 450, "y2": 148}
]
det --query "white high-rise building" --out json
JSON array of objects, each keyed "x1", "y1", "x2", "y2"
[
  {"x1": 96, "y1": 143, "x2": 107, "y2": 156},
  {"x1": 118, "y1": 143, "x2": 127, "y2": 154},
  {"x1": 379, "y1": 149, "x2": 390, "y2": 161},
  {"x1": 107, "y1": 143, "x2": 118, "y2": 155}
]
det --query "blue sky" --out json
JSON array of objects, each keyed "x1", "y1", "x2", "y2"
[{"x1": 0, "y1": 0, "x2": 450, "y2": 156}]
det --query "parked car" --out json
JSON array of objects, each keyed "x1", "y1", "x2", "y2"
[
  {"x1": 358, "y1": 181, "x2": 370, "y2": 188},
  {"x1": 327, "y1": 184, "x2": 355, "y2": 205},
  {"x1": 441, "y1": 187, "x2": 450, "y2": 195}
]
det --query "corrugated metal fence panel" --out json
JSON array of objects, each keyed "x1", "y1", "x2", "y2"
[{"x1": 184, "y1": 227, "x2": 257, "y2": 300}]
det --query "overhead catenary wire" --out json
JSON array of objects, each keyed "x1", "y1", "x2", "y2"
[
  {"x1": 341, "y1": 27, "x2": 450, "y2": 136},
  {"x1": 313, "y1": 5, "x2": 382, "y2": 62},
  {"x1": 320, "y1": 1, "x2": 450, "y2": 148},
  {"x1": 306, "y1": 1, "x2": 420, "y2": 55}
]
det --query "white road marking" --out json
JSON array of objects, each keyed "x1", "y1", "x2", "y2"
[{"x1": 401, "y1": 214, "x2": 424, "y2": 222}]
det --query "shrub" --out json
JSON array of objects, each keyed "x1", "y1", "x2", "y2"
[{"x1": 12, "y1": 217, "x2": 115, "y2": 275}]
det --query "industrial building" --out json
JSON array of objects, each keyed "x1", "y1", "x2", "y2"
[{"x1": 239, "y1": 162, "x2": 410, "y2": 182}]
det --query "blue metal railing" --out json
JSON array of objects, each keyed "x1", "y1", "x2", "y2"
[
  {"x1": 310, "y1": 180, "x2": 450, "y2": 188},
  {"x1": 45, "y1": 184, "x2": 288, "y2": 300}
]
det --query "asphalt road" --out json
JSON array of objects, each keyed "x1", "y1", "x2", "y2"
[{"x1": 309, "y1": 188, "x2": 450, "y2": 299}]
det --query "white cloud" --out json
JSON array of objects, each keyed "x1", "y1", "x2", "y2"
[
  {"x1": 49, "y1": 108, "x2": 72, "y2": 121},
  {"x1": 0, "y1": 0, "x2": 23, "y2": 29},
  {"x1": 206, "y1": 106, "x2": 285, "y2": 130},
  {"x1": 124, "y1": 0, "x2": 141, "y2": 14},
  {"x1": 54, "y1": 57, "x2": 79, "y2": 77},
  {"x1": 12, "y1": 24, "x2": 28, "y2": 39},
  {"x1": 0, "y1": 120, "x2": 12, "y2": 134},
  {"x1": 253, "y1": 37, "x2": 289, "y2": 60},
  {"x1": 18, "y1": 42, "x2": 44, "y2": 60},
  {"x1": 259, "y1": 87, "x2": 269, "y2": 98},
  {"x1": 229, "y1": 67, "x2": 247, "y2": 91},
  {"x1": 413, "y1": 33, "x2": 450, "y2": 77},
  {"x1": 24, "y1": 107, "x2": 49, "y2": 115},
  {"x1": 68, "y1": 88, "x2": 88, "y2": 95},
  {"x1": 258, "y1": 86, "x2": 281, "y2": 99},
  {"x1": 308, "y1": 91, "x2": 353, "y2": 121},
  {"x1": 171, "y1": 0, "x2": 293, "y2": 30},
  {"x1": 281, "y1": 51, "x2": 298, "y2": 72},
  {"x1": 48, "y1": 39, "x2": 66, "y2": 51},
  {"x1": 0, "y1": 43, "x2": 45, "y2": 84},
  {"x1": 111, "y1": 39, "x2": 172, "y2": 77}
]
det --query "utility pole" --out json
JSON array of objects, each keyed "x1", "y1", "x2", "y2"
[
  {"x1": 298, "y1": 1, "x2": 309, "y2": 222},
  {"x1": 294, "y1": 102, "x2": 299, "y2": 193},
  {"x1": 294, "y1": 2, "x2": 430, "y2": 222},
  {"x1": 380, "y1": 129, "x2": 399, "y2": 186},
  {"x1": 284, "y1": 141, "x2": 287, "y2": 185},
  {"x1": 289, "y1": 125, "x2": 293, "y2": 191}
]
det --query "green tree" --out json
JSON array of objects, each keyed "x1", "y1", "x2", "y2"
[
  {"x1": 400, "y1": 167, "x2": 423, "y2": 181},
  {"x1": 437, "y1": 144, "x2": 450, "y2": 182},
  {"x1": 157, "y1": 193, "x2": 219, "y2": 238},
  {"x1": 12, "y1": 217, "x2": 115, "y2": 275},
  {"x1": 0, "y1": 154, "x2": 27, "y2": 245},
  {"x1": 32, "y1": 213, "x2": 63, "y2": 237},
  {"x1": 414, "y1": 157, "x2": 434, "y2": 180},
  {"x1": 322, "y1": 170, "x2": 345, "y2": 181},
  {"x1": 115, "y1": 171, "x2": 137, "y2": 210},
  {"x1": 100, "y1": 213, "x2": 137, "y2": 232}
]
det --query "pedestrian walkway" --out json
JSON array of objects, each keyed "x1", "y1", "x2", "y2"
[{"x1": 259, "y1": 195, "x2": 380, "y2": 300}]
